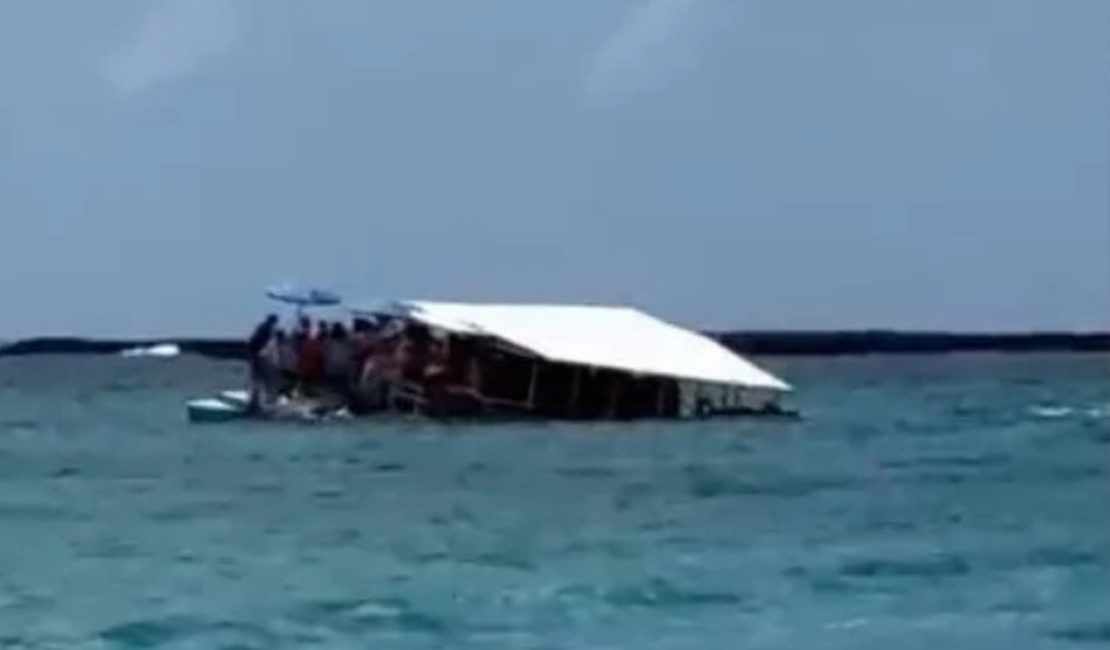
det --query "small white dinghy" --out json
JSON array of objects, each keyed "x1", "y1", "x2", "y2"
[
  {"x1": 185, "y1": 389, "x2": 352, "y2": 424},
  {"x1": 186, "y1": 390, "x2": 252, "y2": 424}
]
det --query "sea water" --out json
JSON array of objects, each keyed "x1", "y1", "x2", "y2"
[{"x1": 0, "y1": 353, "x2": 1106, "y2": 649}]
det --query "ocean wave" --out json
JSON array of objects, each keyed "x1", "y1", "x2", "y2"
[
  {"x1": 836, "y1": 553, "x2": 973, "y2": 580},
  {"x1": 1049, "y1": 620, "x2": 1110, "y2": 644},
  {"x1": 880, "y1": 452, "x2": 1011, "y2": 471},
  {"x1": 684, "y1": 465, "x2": 861, "y2": 499},
  {"x1": 555, "y1": 577, "x2": 746, "y2": 610},
  {"x1": 1029, "y1": 403, "x2": 1110, "y2": 420},
  {"x1": 290, "y1": 597, "x2": 451, "y2": 636},
  {"x1": 786, "y1": 552, "x2": 976, "y2": 597},
  {"x1": 98, "y1": 617, "x2": 276, "y2": 649}
]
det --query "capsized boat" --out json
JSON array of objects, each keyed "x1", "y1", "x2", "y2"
[
  {"x1": 186, "y1": 292, "x2": 798, "y2": 424},
  {"x1": 350, "y1": 299, "x2": 796, "y2": 420}
]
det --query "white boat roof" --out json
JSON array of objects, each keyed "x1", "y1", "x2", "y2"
[{"x1": 352, "y1": 299, "x2": 791, "y2": 392}]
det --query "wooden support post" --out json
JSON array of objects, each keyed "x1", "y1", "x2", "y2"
[
  {"x1": 526, "y1": 361, "x2": 539, "y2": 411},
  {"x1": 569, "y1": 367, "x2": 581, "y2": 417}
]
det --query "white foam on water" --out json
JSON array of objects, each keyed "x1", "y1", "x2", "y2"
[
  {"x1": 1029, "y1": 403, "x2": 1110, "y2": 420},
  {"x1": 120, "y1": 343, "x2": 181, "y2": 358},
  {"x1": 1085, "y1": 405, "x2": 1110, "y2": 419},
  {"x1": 1028, "y1": 405, "x2": 1073, "y2": 419}
]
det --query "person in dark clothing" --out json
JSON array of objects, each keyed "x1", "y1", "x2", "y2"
[
  {"x1": 246, "y1": 314, "x2": 279, "y2": 410},
  {"x1": 248, "y1": 314, "x2": 279, "y2": 357}
]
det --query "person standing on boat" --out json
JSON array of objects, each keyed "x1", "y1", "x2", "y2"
[
  {"x1": 248, "y1": 315, "x2": 278, "y2": 373},
  {"x1": 257, "y1": 328, "x2": 285, "y2": 405},
  {"x1": 277, "y1": 329, "x2": 299, "y2": 395},
  {"x1": 297, "y1": 322, "x2": 327, "y2": 396},
  {"x1": 294, "y1": 314, "x2": 311, "y2": 338},
  {"x1": 324, "y1": 322, "x2": 354, "y2": 397},
  {"x1": 246, "y1": 314, "x2": 279, "y2": 410}
]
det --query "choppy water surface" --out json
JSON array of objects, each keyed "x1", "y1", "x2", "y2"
[{"x1": 0, "y1": 353, "x2": 1107, "y2": 649}]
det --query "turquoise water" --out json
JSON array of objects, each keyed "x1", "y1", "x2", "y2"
[{"x1": 0, "y1": 353, "x2": 1107, "y2": 648}]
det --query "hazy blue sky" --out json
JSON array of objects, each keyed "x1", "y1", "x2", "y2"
[{"x1": 1, "y1": 0, "x2": 1107, "y2": 337}]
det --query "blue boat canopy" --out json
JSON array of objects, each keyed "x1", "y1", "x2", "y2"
[{"x1": 265, "y1": 283, "x2": 342, "y2": 307}]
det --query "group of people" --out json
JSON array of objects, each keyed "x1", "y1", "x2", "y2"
[{"x1": 245, "y1": 312, "x2": 482, "y2": 415}]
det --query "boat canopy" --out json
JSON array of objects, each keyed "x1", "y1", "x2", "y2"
[
  {"x1": 350, "y1": 299, "x2": 791, "y2": 392},
  {"x1": 265, "y1": 283, "x2": 342, "y2": 307}
]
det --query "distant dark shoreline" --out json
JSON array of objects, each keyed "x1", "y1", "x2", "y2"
[{"x1": 1, "y1": 331, "x2": 1107, "y2": 360}]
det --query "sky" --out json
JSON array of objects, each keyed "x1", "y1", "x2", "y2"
[{"x1": 0, "y1": 0, "x2": 1107, "y2": 338}]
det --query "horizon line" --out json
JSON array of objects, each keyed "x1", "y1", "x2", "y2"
[{"x1": 3, "y1": 327, "x2": 1110, "y2": 344}]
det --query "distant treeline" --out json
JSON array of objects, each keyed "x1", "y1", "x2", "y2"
[
  {"x1": 713, "y1": 331, "x2": 1110, "y2": 356},
  {"x1": 1, "y1": 331, "x2": 1107, "y2": 360},
  {"x1": 0, "y1": 338, "x2": 248, "y2": 360}
]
